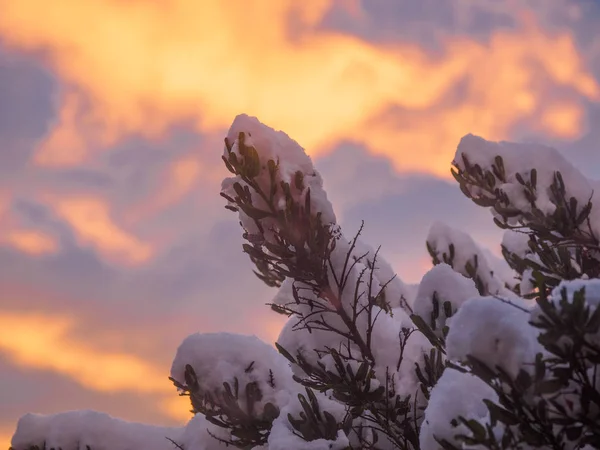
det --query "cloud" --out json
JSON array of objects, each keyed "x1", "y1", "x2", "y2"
[
  {"x1": 0, "y1": 337, "x2": 192, "y2": 450},
  {"x1": 33, "y1": 92, "x2": 92, "y2": 167},
  {"x1": 0, "y1": 357, "x2": 182, "y2": 427},
  {"x1": 0, "y1": 1, "x2": 599, "y2": 446},
  {"x1": 0, "y1": 212, "x2": 286, "y2": 368},
  {"x1": 0, "y1": 1, "x2": 597, "y2": 178},
  {"x1": 2, "y1": 229, "x2": 57, "y2": 255},
  {"x1": 0, "y1": 311, "x2": 193, "y2": 443},
  {"x1": 0, "y1": 312, "x2": 170, "y2": 394},
  {"x1": 0, "y1": 48, "x2": 55, "y2": 177},
  {"x1": 50, "y1": 196, "x2": 153, "y2": 265},
  {"x1": 555, "y1": 106, "x2": 600, "y2": 180}
]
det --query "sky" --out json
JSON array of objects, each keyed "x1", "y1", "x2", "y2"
[{"x1": 1, "y1": 0, "x2": 600, "y2": 446}]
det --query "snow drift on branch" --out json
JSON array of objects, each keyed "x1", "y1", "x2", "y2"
[
  {"x1": 171, "y1": 332, "x2": 296, "y2": 413},
  {"x1": 454, "y1": 133, "x2": 600, "y2": 237},
  {"x1": 221, "y1": 113, "x2": 336, "y2": 243},
  {"x1": 11, "y1": 411, "x2": 185, "y2": 450}
]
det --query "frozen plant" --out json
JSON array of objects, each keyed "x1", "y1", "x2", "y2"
[
  {"x1": 219, "y1": 115, "x2": 433, "y2": 449},
  {"x1": 8, "y1": 120, "x2": 600, "y2": 450},
  {"x1": 453, "y1": 134, "x2": 600, "y2": 296},
  {"x1": 421, "y1": 135, "x2": 600, "y2": 450}
]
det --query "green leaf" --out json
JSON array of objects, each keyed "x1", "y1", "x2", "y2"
[
  {"x1": 535, "y1": 378, "x2": 564, "y2": 394},
  {"x1": 224, "y1": 136, "x2": 233, "y2": 152},
  {"x1": 515, "y1": 369, "x2": 533, "y2": 392},
  {"x1": 294, "y1": 170, "x2": 304, "y2": 190},
  {"x1": 232, "y1": 181, "x2": 246, "y2": 200},
  {"x1": 244, "y1": 145, "x2": 261, "y2": 178},
  {"x1": 222, "y1": 155, "x2": 236, "y2": 174},
  {"x1": 275, "y1": 343, "x2": 297, "y2": 363},
  {"x1": 239, "y1": 203, "x2": 271, "y2": 220},
  {"x1": 464, "y1": 419, "x2": 487, "y2": 441},
  {"x1": 483, "y1": 399, "x2": 520, "y2": 426},
  {"x1": 411, "y1": 314, "x2": 445, "y2": 352}
]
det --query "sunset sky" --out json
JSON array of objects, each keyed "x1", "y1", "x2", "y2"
[{"x1": 1, "y1": 0, "x2": 600, "y2": 446}]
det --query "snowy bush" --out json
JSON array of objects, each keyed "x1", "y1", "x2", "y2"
[{"x1": 9, "y1": 117, "x2": 600, "y2": 450}]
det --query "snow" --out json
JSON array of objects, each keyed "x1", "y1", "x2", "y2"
[
  {"x1": 11, "y1": 411, "x2": 184, "y2": 450},
  {"x1": 276, "y1": 290, "x2": 431, "y2": 401},
  {"x1": 420, "y1": 369, "x2": 497, "y2": 450},
  {"x1": 446, "y1": 296, "x2": 539, "y2": 378},
  {"x1": 171, "y1": 332, "x2": 296, "y2": 413},
  {"x1": 11, "y1": 411, "x2": 251, "y2": 450},
  {"x1": 370, "y1": 311, "x2": 432, "y2": 399},
  {"x1": 276, "y1": 313, "x2": 323, "y2": 372},
  {"x1": 180, "y1": 415, "x2": 232, "y2": 450},
  {"x1": 456, "y1": 135, "x2": 600, "y2": 295},
  {"x1": 271, "y1": 239, "x2": 431, "y2": 406},
  {"x1": 12, "y1": 125, "x2": 600, "y2": 450},
  {"x1": 413, "y1": 263, "x2": 480, "y2": 334},
  {"x1": 348, "y1": 238, "x2": 415, "y2": 310},
  {"x1": 226, "y1": 115, "x2": 314, "y2": 186},
  {"x1": 221, "y1": 114, "x2": 336, "y2": 244},
  {"x1": 530, "y1": 278, "x2": 600, "y2": 352},
  {"x1": 271, "y1": 229, "x2": 429, "y2": 396},
  {"x1": 12, "y1": 331, "x2": 363, "y2": 450},
  {"x1": 480, "y1": 246, "x2": 519, "y2": 291},
  {"x1": 501, "y1": 230, "x2": 530, "y2": 259},
  {"x1": 455, "y1": 134, "x2": 600, "y2": 238},
  {"x1": 501, "y1": 229, "x2": 535, "y2": 294},
  {"x1": 171, "y1": 332, "x2": 364, "y2": 449},
  {"x1": 427, "y1": 221, "x2": 517, "y2": 297},
  {"x1": 502, "y1": 229, "x2": 562, "y2": 295},
  {"x1": 267, "y1": 393, "x2": 350, "y2": 450},
  {"x1": 548, "y1": 277, "x2": 600, "y2": 308},
  {"x1": 271, "y1": 277, "x2": 297, "y2": 311},
  {"x1": 221, "y1": 114, "x2": 431, "y2": 413},
  {"x1": 418, "y1": 276, "x2": 600, "y2": 450}
]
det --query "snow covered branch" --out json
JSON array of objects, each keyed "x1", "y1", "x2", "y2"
[
  {"x1": 9, "y1": 124, "x2": 600, "y2": 450},
  {"x1": 453, "y1": 134, "x2": 600, "y2": 298},
  {"x1": 426, "y1": 221, "x2": 518, "y2": 297},
  {"x1": 220, "y1": 115, "x2": 432, "y2": 448}
]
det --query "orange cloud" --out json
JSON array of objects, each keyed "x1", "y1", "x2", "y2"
[
  {"x1": 51, "y1": 196, "x2": 153, "y2": 264},
  {"x1": 0, "y1": 1, "x2": 596, "y2": 177},
  {"x1": 0, "y1": 312, "x2": 190, "y2": 423},
  {"x1": 3, "y1": 229, "x2": 58, "y2": 255},
  {"x1": 0, "y1": 313, "x2": 166, "y2": 393},
  {"x1": 539, "y1": 101, "x2": 584, "y2": 137}
]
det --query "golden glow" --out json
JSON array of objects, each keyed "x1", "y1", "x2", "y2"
[
  {"x1": 0, "y1": 1, "x2": 595, "y2": 178},
  {"x1": 51, "y1": 196, "x2": 153, "y2": 264},
  {"x1": 539, "y1": 102, "x2": 585, "y2": 137},
  {"x1": 0, "y1": 313, "x2": 167, "y2": 393},
  {"x1": 1, "y1": 430, "x2": 12, "y2": 450},
  {"x1": 163, "y1": 396, "x2": 194, "y2": 424},
  {"x1": 0, "y1": 311, "x2": 190, "y2": 430},
  {"x1": 3, "y1": 230, "x2": 58, "y2": 255},
  {"x1": 0, "y1": 312, "x2": 191, "y2": 426}
]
